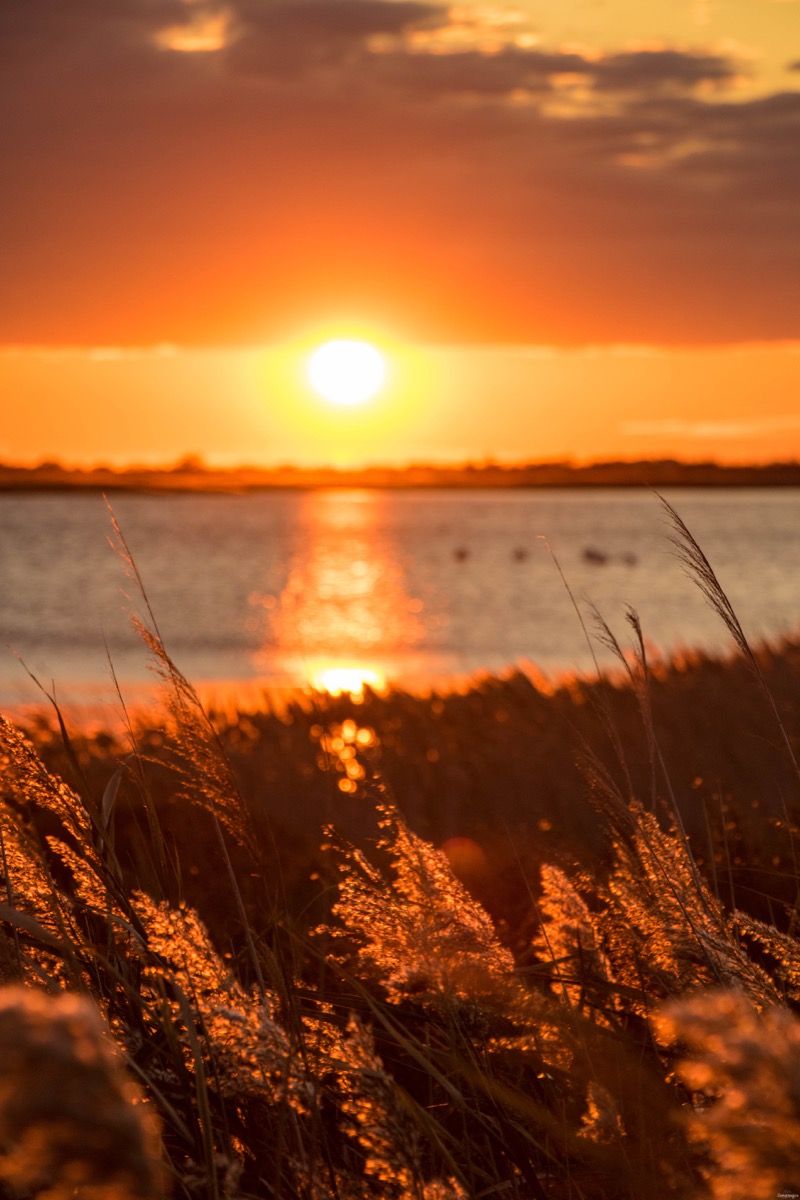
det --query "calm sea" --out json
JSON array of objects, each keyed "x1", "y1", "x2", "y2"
[{"x1": 1, "y1": 487, "x2": 799, "y2": 706}]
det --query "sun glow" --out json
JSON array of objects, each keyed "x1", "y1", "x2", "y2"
[
  {"x1": 307, "y1": 339, "x2": 386, "y2": 407},
  {"x1": 309, "y1": 663, "x2": 387, "y2": 697}
]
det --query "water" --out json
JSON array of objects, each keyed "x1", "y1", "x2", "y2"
[{"x1": 1, "y1": 487, "x2": 799, "y2": 705}]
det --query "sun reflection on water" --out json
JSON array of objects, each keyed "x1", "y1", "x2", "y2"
[
  {"x1": 307, "y1": 662, "x2": 387, "y2": 697},
  {"x1": 250, "y1": 490, "x2": 423, "y2": 693}
]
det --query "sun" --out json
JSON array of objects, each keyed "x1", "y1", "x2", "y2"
[{"x1": 307, "y1": 339, "x2": 386, "y2": 407}]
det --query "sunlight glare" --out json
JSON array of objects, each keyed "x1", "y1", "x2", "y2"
[
  {"x1": 308, "y1": 339, "x2": 386, "y2": 407},
  {"x1": 309, "y1": 663, "x2": 387, "y2": 697}
]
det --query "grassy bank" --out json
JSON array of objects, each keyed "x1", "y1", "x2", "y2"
[{"x1": 1, "y1": 517, "x2": 800, "y2": 1198}]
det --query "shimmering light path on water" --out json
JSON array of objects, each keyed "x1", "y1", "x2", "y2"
[{"x1": 2, "y1": 488, "x2": 799, "y2": 704}]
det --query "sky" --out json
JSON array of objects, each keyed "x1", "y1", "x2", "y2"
[{"x1": 2, "y1": 0, "x2": 799, "y2": 467}]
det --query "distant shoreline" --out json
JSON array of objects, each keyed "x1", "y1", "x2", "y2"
[{"x1": 3, "y1": 458, "x2": 800, "y2": 492}]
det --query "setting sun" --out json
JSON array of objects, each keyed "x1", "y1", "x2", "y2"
[{"x1": 307, "y1": 339, "x2": 386, "y2": 407}]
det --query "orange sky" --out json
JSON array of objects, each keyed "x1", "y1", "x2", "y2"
[
  {"x1": 4, "y1": 340, "x2": 800, "y2": 468},
  {"x1": 2, "y1": 0, "x2": 799, "y2": 466}
]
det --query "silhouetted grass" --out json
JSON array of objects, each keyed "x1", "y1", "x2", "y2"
[{"x1": 2, "y1": 506, "x2": 800, "y2": 1197}]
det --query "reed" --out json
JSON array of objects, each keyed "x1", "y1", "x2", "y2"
[{"x1": 1, "y1": 504, "x2": 800, "y2": 1197}]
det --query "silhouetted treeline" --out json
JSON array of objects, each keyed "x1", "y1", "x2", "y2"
[{"x1": 3, "y1": 457, "x2": 800, "y2": 492}]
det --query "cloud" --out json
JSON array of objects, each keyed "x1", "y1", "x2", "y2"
[
  {"x1": 225, "y1": 0, "x2": 442, "y2": 74},
  {"x1": 591, "y1": 48, "x2": 741, "y2": 91},
  {"x1": 0, "y1": 0, "x2": 798, "y2": 345},
  {"x1": 621, "y1": 417, "x2": 800, "y2": 439},
  {"x1": 233, "y1": 0, "x2": 439, "y2": 38}
]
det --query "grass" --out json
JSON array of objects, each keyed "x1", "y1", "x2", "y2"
[{"x1": 2, "y1": 505, "x2": 800, "y2": 1197}]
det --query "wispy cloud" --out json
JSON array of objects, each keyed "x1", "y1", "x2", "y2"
[{"x1": 622, "y1": 416, "x2": 800, "y2": 439}]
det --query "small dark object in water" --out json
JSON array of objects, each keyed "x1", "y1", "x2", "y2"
[
  {"x1": 582, "y1": 547, "x2": 608, "y2": 565},
  {"x1": 454, "y1": 546, "x2": 470, "y2": 562},
  {"x1": 512, "y1": 547, "x2": 528, "y2": 562},
  {"x1": 622, "y1": 552, "x2": 638, "y2": 566}
]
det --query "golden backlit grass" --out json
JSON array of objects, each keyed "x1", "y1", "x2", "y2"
[{"x1": 2, "y1": 513, "x2": 800, "y2": 1198}]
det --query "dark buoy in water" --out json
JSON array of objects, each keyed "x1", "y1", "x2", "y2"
[
  {"x1": 582, "y1": 547, "x2": 608, "y2": 565},
  {"x1": 512, "y1": 547, "x2": 528, "y2": 562},
  {"x1": 454, "y1": 546, "x2": 469, "y2": 562}
]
